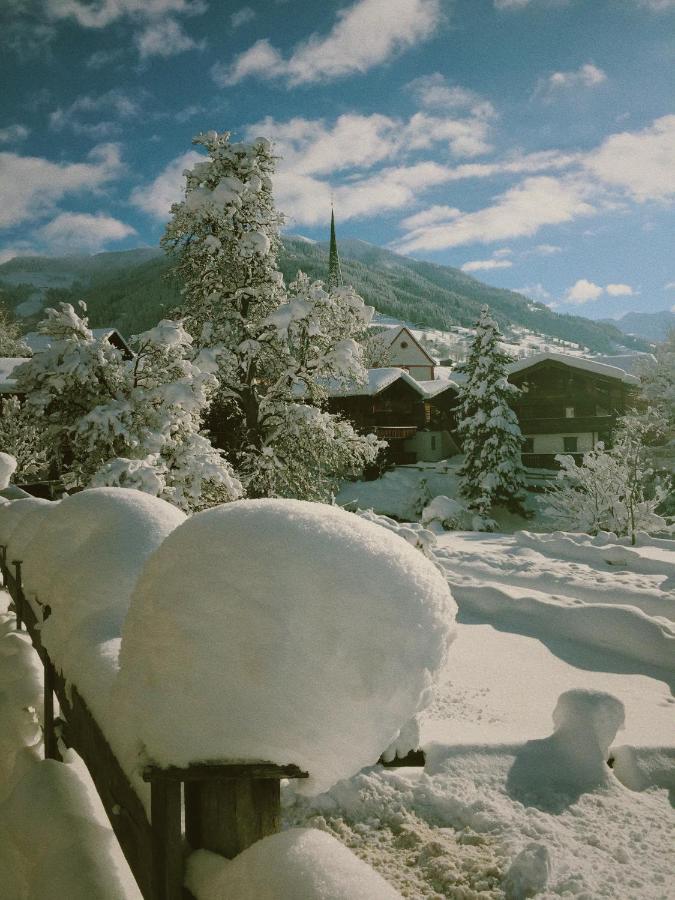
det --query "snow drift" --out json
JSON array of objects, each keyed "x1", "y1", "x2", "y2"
[
  {"x1": 185, "y1": 830, "x2": 402, "y2": 900},
  {"x1": 116, "y1": 499, "x2": 455, "y2": 794}
]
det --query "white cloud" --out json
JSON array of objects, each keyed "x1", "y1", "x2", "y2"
[
  {"x1": 400, "y1": 206, "x2": 461, "y2": 230},
  {"x1": 231, "y1": 6, "x2": 255, "y2": 27},
  {"x1": 45, "y1": 0, "x2": 205, "y2": 28},
  {"x1": 605, "y1": 283, "x2": 634, "y2": 296},
  {"x1": 0, "y1": 143, "x2": 123, "y2": 230},
  {"x1": 135, "y1": 17, "x2": 203, "y2": 58},
  {"x1": 637, "y1": 0, "x2": 675, "y2": 9},
  {"x1": 393, "y1": 175, "x2": 594, "y2": 253},
  {"x1": 130, "y1": 150, "x2": 203, "y2": 220},
  {"x1": 565, "y1": 278, "x2": 604, "y2": 304},
  {"x1": 0, "y1": 124, "x2": 29, "y2": 143},
  {"x1": 494, "y1": 0, "x2": 535, "y2": 8},
  {"x1": 531, "y1": 243, "x2": 562, "y2": 255},
  {"x1": 583, "y1": 114, "x2": 675, "y2": 202},
  {"x1": 461, "y1": 258, "x2": 513, "y2": 272},
  {"x1": 214, "y1": 0, "x2": 441, "y2": 86},
  {"x1": 665, "y1": 282, "x2": 675, "y2": 290},
  {"x1": 49, "y1": 90, "x2": 140, "y2": 138},
  {"x1": 536, "y1": 63, "x2": 607, "y2": 101},
  {"x1": 405, "y1": 73, "x2": 496, "y2": 119},
  {"x1": 37, "y1": 212, "x2": 136, "y2": 253}
]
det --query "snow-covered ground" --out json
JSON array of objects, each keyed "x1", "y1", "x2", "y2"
[
  {"x1": 283, "y1": 526, "x2": 674, "y2": 899},
  {"x1": 0, "y1": 492, "x2": 673, "y2": 899}
]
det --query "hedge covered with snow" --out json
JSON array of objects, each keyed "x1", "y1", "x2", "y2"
[{"x1": 115, "y1": 499, "x2": 455, "y2": 794}]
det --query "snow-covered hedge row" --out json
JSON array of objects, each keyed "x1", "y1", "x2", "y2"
[{"x1": 0, "y1": 490, "x2": 456, "y2": 799}]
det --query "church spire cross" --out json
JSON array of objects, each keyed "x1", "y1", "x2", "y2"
[{"x1": 328, "y1": 206, "x2": 343, "y2": 291}]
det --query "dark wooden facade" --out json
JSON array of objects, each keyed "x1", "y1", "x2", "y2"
[{"x1": 508, "y1": 359, "x2": 638, "y2": 469}]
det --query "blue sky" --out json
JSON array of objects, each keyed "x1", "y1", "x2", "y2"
[{"x1": 1, "y1": 0, "x2": 674, "y2": 319}]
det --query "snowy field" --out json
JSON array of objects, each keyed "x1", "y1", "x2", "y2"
[{"x1": 0, "y1": 498, "x2": 673, "y2": 898}]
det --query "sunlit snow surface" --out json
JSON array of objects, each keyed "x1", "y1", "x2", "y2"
[{"x1": 1, "y1": 501, "x2": 673, "y2": 899}]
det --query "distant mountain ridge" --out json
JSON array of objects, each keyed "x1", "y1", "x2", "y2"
[
  {"x1": 602, "y1": 310, "x2": 675, "y2": 343},
  {"x1": 0, "y1": 240, "x2": 648, "y2": 354}
]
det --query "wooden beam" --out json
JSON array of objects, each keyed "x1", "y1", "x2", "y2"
[
  {"x1": 143, "y1": 763, "x2": 308, "y2": 782},
  {"x1": 150, "y1": 778, "x2": 185, "y2": 900}
]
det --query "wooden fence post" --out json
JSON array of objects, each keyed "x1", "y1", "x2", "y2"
[
  {"x1": 150, "y1": 778, "x2": 185, "y2": 900},
  {"x1": 12, "y1": 559, "x2": 23, "y2": 631}
]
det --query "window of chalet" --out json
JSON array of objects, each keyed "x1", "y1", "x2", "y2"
[
  {"x1": 400, "y1": 341, "x2": 409, "y2": 349},
  {"x1": 563, "y1": 436, "x2": 578, "y2": 452},
  {"x1": 523, "y1": 437, "x2": 534, "y2": 453},
  {"x1": 565, "y1": 406, "x2": 575, "y2": 418}
]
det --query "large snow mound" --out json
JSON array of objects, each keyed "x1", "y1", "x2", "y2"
[
  {"x1": 0, "y1": 497, "x2": 53, "y2": 554},
  {"x1": 19, "y1": 489, "x2": 185, "y2": 658},
  {"x1": 116, "y1": 499, "x2": 455, "y2": 793},
  {"x1": 185, "y1": 830, "x2": 402, "y2": 900}
]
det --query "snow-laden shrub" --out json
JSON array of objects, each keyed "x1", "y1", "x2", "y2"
[
  {"x1": 0, "y1": 452, "x2": 17, "y2": 490},
  {"x1": 357, "y1": 508, "x2": 437, "y2": 558},
  {"x1": 546, "y1": 410, "x2": 671, "y2": 543},
  {"x1": 115, "y1": 500, "x2": 455, "y2": 795},
  {"x1": 14, "y1": 305, "x2": 241, "y2": 511}
]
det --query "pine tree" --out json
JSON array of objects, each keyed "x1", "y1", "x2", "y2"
[
  {"x1": 162, "y1": 130, "x2": 381, "y2": 500},
  {"x1": 456, "y1": 305, "x2": 526, "y2": 520}
]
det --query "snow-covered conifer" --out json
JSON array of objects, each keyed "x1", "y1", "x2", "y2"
[
  {"x1": 0, "y1": 396, "x2": 48, "y2": 482},
  {"x1": 162, "y1": 131, "x2": 381, "y2": 499},
  {"x1": 455, "y1": 306, "x2": 526, "y2": 520}
]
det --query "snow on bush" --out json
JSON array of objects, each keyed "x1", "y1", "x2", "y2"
[
  {"x1": 19, "y1": 489, "x2": 185, "y2": 657},
  {"x1": 0, "y1": 497, "x2": 53, "y2": 553},
  {"x1": 356, "y1": 508, "x2": 437, "y2": 558},
  {"x1": 116, "y1": 499, "x2": 455, "y2": 794},
  {"x1": 185, "y1": 830, "x2": 402, "y2": 900},
  {"x1": 0, "y1": 452, "x2": 17, "y2": 490}
]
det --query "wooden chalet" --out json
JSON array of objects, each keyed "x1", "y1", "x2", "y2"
[
  {"x1": 507, "y1": 352, "x2": 640, "y2": 469},
  {"x1": 369, "y1": 325, "x2": 436, "y2": 381}
]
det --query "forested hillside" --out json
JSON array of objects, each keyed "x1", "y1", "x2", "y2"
[{"x1": 0, "y1": 240, "x2": 647, "y2": 353}]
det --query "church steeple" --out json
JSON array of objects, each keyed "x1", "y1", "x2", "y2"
[{"x1": 328, "y1": 206, "x2": 343, "y2": 291}]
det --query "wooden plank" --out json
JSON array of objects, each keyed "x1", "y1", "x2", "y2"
[
  {"x1": 43, "y1": 659, "x2": 61, "y2": 761},
  {"x1": 184, "y1": 776, "x2": 282, "y2": 860},
  {"x1": 57, "y1": 681, "x2": 154, "y2": 900},
  {"x1": 151, "y1": 778, "x2": 185, "y2": 900},
  {"x1": 144, "y1": 763, "x2": 308, "y2": 783}
]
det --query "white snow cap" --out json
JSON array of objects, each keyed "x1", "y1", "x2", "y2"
[
  {"x1": 185, "y1": 830, "x2": 402, "y2": 900},
  {"x1": 0, "y1": 452, "x2": 17, "y2": 490},
  {"x1": 20, "y1": 489, "x2": 185, "y2": 650},
  {"x1": 116, "y1": 499, "x2": 455, "y2": 793}
]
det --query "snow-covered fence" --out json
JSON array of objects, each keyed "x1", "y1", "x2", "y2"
[
  {"x1": 0, "y1": 491, "x2": 455, "y2": 900},
  {"x1": 1, "y1": 540, "x2": 307, "y2": 900}
]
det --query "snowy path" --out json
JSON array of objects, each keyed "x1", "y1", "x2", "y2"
[{"x1": 434, "y1": 531, "x2": 675, "y2": 683}]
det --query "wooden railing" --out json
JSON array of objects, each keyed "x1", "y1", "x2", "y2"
[{"x1": 0, "y1": 547, "x2": 307, "y2": 900}]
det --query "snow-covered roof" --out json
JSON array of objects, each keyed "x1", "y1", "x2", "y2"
[
  {"x1": 23, "y1": 328, "x2": 132, "y2": 356},
  {"x1": 507, "y1": 351, "x2": 640, "y2": 384},
  {"x1": 331, "y1": 367, "x2": 427, "y2": 398},
  {"x1": 587, "y1": 353, "x2": 656, "y2": 375},
  {"x1": 0, "y1": 357, "x2": 28, "y2": 392},
  {"x1": 417, "y1": 379, "x2": 461, "y2": 398}
]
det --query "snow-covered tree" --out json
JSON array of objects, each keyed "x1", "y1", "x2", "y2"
[
  {"x1": 546, "y1": 408, "x2": 670, "y2": 543},
  {"x1": 0, "y1": 396, "x2": 48, "y2": 482},
  {"x1": 14, "y1": 303, "x2": 241, "y2": 510},
  {"x1": 0, "y1": 303, "x2": 30, "y2": 357},
  {"x1": 455, "y1": 306, "x2": 526, "y2": 521},
  {"x1": 162, "y1": 130, "x2": 382, "y2": 500},
  {"x1": 636, "y1": 330, "x2": 675, "y2": 428}
]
